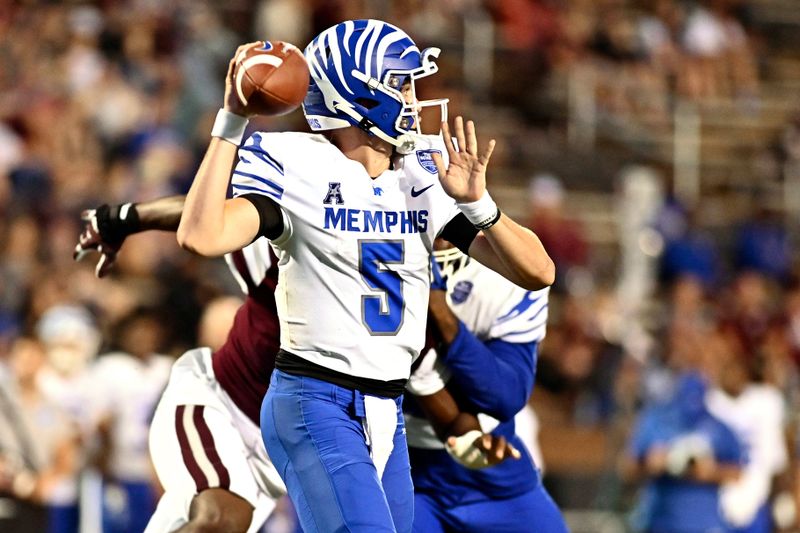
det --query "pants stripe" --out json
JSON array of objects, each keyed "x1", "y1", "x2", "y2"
[
  {"x1": 174, "y1": 405, "x2": 231, "y2": 491},
  {"x1": 192, "y1": 406, "x2": 231, "y2": 489},
  {"x1": 174, "y1": 405, "x2": 208, "y2": 491}
]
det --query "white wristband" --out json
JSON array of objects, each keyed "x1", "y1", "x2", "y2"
[
  {"x1": 457, "y1": 192, "x2": 500, "y2": 230},
  {"x1": 211, "y1": 109, "x2": 249, "y2": 146}
]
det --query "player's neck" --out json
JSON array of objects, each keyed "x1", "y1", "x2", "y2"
[{"x1": 330, "y1": 127, "x2": 394, "y2": 179}]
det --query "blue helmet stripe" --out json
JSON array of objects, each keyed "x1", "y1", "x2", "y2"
[
  {"x1": 328, "y1": 27, "x2": 352, "y2": 95},
  {"x1": 363, "y1": 21, "x2": 383, "y2": 78}
]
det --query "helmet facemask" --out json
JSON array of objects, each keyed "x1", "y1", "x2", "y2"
[
  {"x1": 433, "y1": 246, "x2": 470, "y2": 283},
  {"x1": 348, "y1": 47, "x2": 449, "y2": 153}
]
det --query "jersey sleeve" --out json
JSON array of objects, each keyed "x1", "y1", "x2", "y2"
[
  {"x1": 441, "y1": 322, "x2": 537, "y2": 420},
  {"x1": 489, "y1": 287, "x2": 549, "y2": 344},
  {"x1": 231, "y1": 132, "x2": 287, "y2": 205},
  {"x1": 406, "y1": 348, "x2": 452, "y2": 396}
]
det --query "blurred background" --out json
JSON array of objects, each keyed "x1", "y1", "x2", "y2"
[{"x1": 1, "y1": 0, "x2": 800, "y2": 532}]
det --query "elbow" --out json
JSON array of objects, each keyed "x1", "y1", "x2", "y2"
[
  {"x1": 482, "y1": 389, "x2": 529, "y2": 422},
  {"x1": 520, "y1": 258, "x2": 556, "y2": 291},
  {"x1": 492, "y1": 403, "x2": 522, "y2": 423},
  {"x1": 501, "y1": 392, "x2": 531, "y2": 421},
  {"x1": 176, "y1": 226, "x2": 213, "y2": 256}
]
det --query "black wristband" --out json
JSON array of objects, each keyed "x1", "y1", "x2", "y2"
[
  {"x1": 96, "y1": 203, "x2": 141, "y2": 244},
  {"x1": 474, "y1": 207, "x2": 501, "y2": 231}
]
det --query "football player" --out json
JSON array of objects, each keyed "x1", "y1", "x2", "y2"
[
  {"x1": 405, "y1": 241, "x2": 568, "y2": 532},
  {"x1": 75, "y1": 199, "x2": 521, "y2": 533},
  {"x1": 177, "y1": 19, "x2": 554, "y2": 532},
  {"x1": 76, "y1": 198, "x2": 287, "y2": 533}
]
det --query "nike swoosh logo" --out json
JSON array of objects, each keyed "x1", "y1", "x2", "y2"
[{"x1": 410, "y1": 184, "x2": 434, "y2": 197}]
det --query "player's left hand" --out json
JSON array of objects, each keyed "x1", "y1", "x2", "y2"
[
  {"x1": 446, "y1": 429, "x2": 521, "y2": 469},
  {"x1": 432, "y1": 116, "x2": 496, "y2": 203}
]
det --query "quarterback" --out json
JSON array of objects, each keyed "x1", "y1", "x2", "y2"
[{"x1": 177, "y1": 19, "x2": 554, "y2": 533}]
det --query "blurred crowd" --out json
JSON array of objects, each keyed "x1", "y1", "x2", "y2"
[{"x1": 1, "y1": 0, "x2": 799, "y2": 532}]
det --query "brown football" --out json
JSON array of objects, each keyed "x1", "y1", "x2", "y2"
[{"x1": 233, "y1": 41, "x2": 310, "y2": 116}]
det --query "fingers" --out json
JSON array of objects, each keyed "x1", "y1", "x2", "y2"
[
  {"x1": 473, "y1": 434, "x2": 521, "y2": 464},
  {"x1": 441, "y1": 117, "x2": 494, "y2": 162},
  {"x1": 96, "y1": 250, "x2": 116, "y2": 278},
  {"x1": 430, "y1": 151, "x2": 447, "y2": 180},
  {"x1": 474, "y1": 434, "x2": 493, "y2": 454},
  {"x1": 440, "y1": 120, "x2": 457, "y2": 159},
  {"x1": 454, "y1": 116, "x2": 467, "y2": 154},
  {"x1": 465, "y1": 120, "x2": 477, "y2": 156},
  {"x1": 73, "y1": 243, "x2": 89, "y2": 262},
  {"x1": 488, "y1": 435, "x2": 508, "y2": 463},
  {"x1": 479, "y1": 139, "x2": 496, "y2": 166}
]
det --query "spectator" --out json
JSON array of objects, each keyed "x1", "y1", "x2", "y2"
[
  {"x1": 658, "y1": 206, "x2": 721, "y2": 290},
  {"x1": 621, "y1": 372, "x2": 744, "y2": 533},
  {"x1": 525, "y1": 174, "x2": 589, "y2": 293},
  {"x1": 0, "y1": 337, "x2": 81, "y2": 533},
  {"x1": 733, "y1": 206, "x2": 791, "y2": 282},
  {"x1": 707, "y1": 350, "x2": 788, "y2": 532},
  {"x1": 89, "y1": 309, "x2": 172, "y2": 533},
  {"x1": 718, "y1": 272, "x2": 775, "y2": 364}
]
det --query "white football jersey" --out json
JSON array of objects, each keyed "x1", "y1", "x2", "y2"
[
  {"x1": 405, "y1": 257, "x2": 549, "y2": 449},
  {"x1": 231, "y1": 132, "x2": 460, "y2": 382},
  {"x1": 89, "y1": 353, "x2": 173, "y2": 481},
  {"x1": 444, "y1": 256, "x2": 549, "y2": 344}
]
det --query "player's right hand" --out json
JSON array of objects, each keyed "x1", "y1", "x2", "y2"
[
  {"x1": 446, "y1": 429, "x2": 521, "y2": 469},
  {"x1": 225, "y1": 42, "x2": 261, "y2": 118},
  {"x1": 73, "y1": 206, "x2": 124, "y2": 278}
]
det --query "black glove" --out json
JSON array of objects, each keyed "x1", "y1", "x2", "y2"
[{"x1": 73, "y1": 203, "x2": 140, "y2": 278}]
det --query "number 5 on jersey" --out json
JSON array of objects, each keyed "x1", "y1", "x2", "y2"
[{"x1": 359, "y1": 240, "x2": 405, "y2": 335}]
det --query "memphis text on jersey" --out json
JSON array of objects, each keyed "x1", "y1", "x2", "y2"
[
  {"x1": 322, "y1": 182, "x2": 429, "y2": 234},
  {"x1": 323, "y1": 207, "x2": 429, "y2": 234}
]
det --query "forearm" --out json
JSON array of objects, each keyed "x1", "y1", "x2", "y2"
[
  {"x1": 177, "y1": 138, "x2": 255, "y2": 255},
  {"x1": 136, "y1": 195, "x2": 186, "y2": 232},
  {"x1": 414, "y1": 389, "x2": 482, "y2": 441},
  {"x1": 470, "y1": 215, "x2": 555, "y2": 290},
  {"x1": 428, "y1": 291, "x2": 459, "y2": 344}
]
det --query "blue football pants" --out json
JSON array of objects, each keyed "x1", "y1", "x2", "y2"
[
  {"x1": 261, "y1": 369, "x2": 413, "y2": 533},
  {"x1": 413, "y1": 481, "x2": 569, "y2": 533}
]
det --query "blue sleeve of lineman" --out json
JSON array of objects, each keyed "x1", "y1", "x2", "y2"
[{"x1": 441, "y1": 321, "x2": 536, "y2": 421}]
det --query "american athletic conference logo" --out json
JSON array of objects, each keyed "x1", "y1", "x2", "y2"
[
  {"x1": 416, "y1": 150, "x2": 441, "y2": 174},
  {"x1": 450, "y1": 280, "x2": 473, "y2": 304}
]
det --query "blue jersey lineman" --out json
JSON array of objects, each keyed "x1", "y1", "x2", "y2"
[{"x1": 405, "y1": 244, "x2": 568, "y2": 532}]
